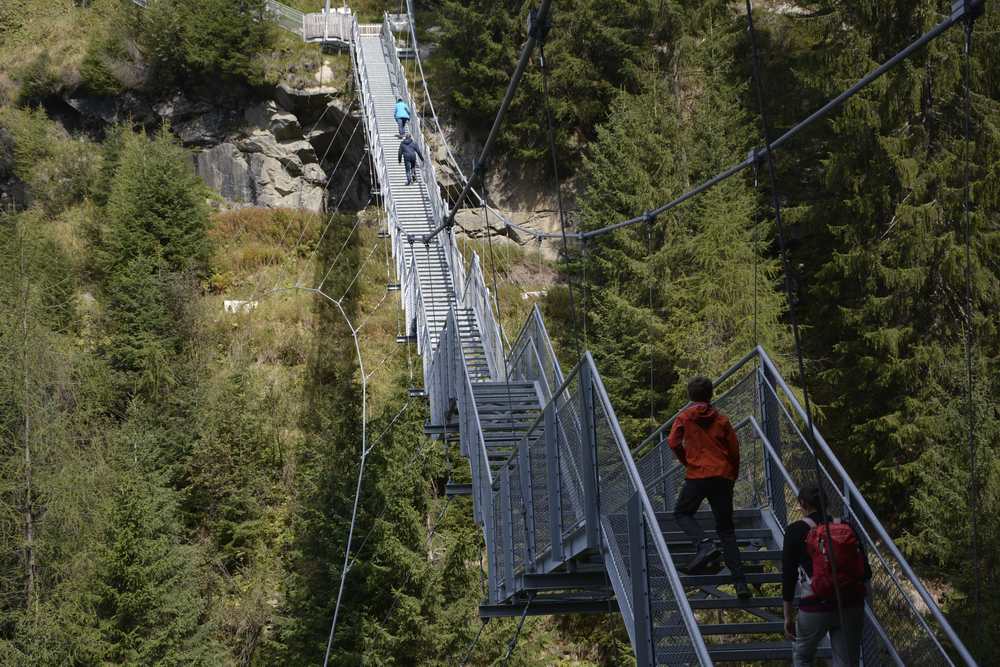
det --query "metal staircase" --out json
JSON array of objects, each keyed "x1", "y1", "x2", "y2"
[{"x1": 350, "y1": 14, "x2": 977, "y2": 667}]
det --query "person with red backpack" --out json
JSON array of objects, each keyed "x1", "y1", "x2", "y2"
[{"x1": 782, "y1": 483, "x2": 871, "y2": 666}]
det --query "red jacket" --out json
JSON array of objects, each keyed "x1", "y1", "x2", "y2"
[{"x1": 668, "y1": 403, "x2": 740, "y2": 480}]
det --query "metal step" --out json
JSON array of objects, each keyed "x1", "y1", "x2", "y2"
[
  {"x1": 687, "y1": 596, "x2": 784, "y2": 610},
  {"x1": 661, "y1": 528, "x2": 771, "y2": 543},
  {"x1": 675, "y1": 572, "x2": 782, "y2": 586},
  {"x1": 671, "y1": 642, "x2": 831, "y2": 663},
  {"x1": 653, "y1": 622, "x2": 784, "y2": 639}
]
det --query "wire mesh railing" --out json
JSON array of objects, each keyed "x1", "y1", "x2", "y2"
[
  {"x1": 509, "y1": 304, "x2": 565, "y2": 403},
  {"x1": 633, "y1": 347, "x2": 975, "y2": 666}
]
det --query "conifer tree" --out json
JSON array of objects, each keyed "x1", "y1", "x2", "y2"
[
  {"x1": 93, "y1": 445, "x2": 223, "y2": 665},
  {"x1": 561, "y1": 14, "x2": 788, "y2": 440},
  {"x1": 99, "y1": 126, "x2": 210, "y2": 278}
]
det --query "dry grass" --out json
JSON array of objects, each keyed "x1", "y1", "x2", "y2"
[
  {"x1": 209, "y1": 207, "x2": 325, "y2": 294},
  {"x1": 0, "y1": 0, "x2": 112, "y2": 99}
]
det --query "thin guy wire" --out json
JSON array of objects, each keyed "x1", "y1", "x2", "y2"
[
  {"x1": 744, "y1": 0, "x2": 846, "y2": 626},
  {"x1": 500, "y1": 594, "x2": 533, "y2": 666},
  {"x1": 961, "y1": 15, "x2": 981, "y2": 648},
  {"x1": 456, "y1": 618, "x2": 489, "y2": 667},
  {"x1": 647, "y1": 220, "x2": 655, "y2": 426},
  {"x1": 538, "y1": 37, "x2": 581, "y2": 357}
]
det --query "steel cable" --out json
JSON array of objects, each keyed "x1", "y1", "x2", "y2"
[{"x1": 743, "y1": 0, "x2": 847, "y2": 627}]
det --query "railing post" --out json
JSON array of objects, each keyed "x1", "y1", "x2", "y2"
[
  {"x1": 500, "y1": 470, "x2": 515, "y2": 597},
  {"x1": 323, "y1": 0, "x2": 330, "y2": 42},
  {"x1": 759, "y1": 365, "x2": 787, "y2": 525},
  {"x1": 628, "y1": 493, "x2": 655, "y2": 667},
  {"x1": 544, "y1": 401, "x2": 564, "y2": 562},
  {"x1": 518, "y1": 442, "x2": 536, "y2": 571},
  {"x1": 579, "y1": 360, "x2": 601, "y2": 549}
]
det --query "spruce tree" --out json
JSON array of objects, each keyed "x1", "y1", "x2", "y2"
[
  {"x1": 99, "y1": 126, "x2": 210, "y2": 278},
  {"x1": 94, "y1": 447, "x2": 223, "y2": 665},
  {"x1": 561, "y1": 12, "x2": 788, "y2": 441}
]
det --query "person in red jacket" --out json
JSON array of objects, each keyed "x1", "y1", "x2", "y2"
[{"x1": 669, "y1": 376, "x2": 750, "y2": 599}]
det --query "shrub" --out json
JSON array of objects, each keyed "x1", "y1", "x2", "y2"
[
  {"x1": 16, "y1": 52, "x2": 61, "y2": 103},
  {"x1": 79, "y1": 38, "x2": 125, "y2": 97},
  {"x1": 29, "y1": 138, "x2": 102, "y2": 215},
  {"x1": 0, "y1": 106, "x2": 53, "y2": 180},
  {"x1": 98, "y1": 126, "x2": 211, "y2": 277},
  {"x1": 135, "y1": 0, "x2": 277, "y2": 87}
]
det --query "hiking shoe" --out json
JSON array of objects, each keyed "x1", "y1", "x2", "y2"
[
  {"x1": 735, "y1": 581, "x2": 752, "y2": 600},
  {"x1": 683, "y1": 540, "x2": 720, "y2": 574}
]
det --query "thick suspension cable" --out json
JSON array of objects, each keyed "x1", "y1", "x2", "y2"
[
  {"x1": 522, "y1": 2, "x2": 980, "y2": 243},
  {"x1": 456, "y1": 618, "x2": 489, "y2": 667},
  {"x1": 538, "y1": 35, "x2": 581, "y2": 356},
  {"x1": 424, "y1": 0, "x2": 554, "y2": 243},
  {"x1": 500, "y1": 594, "x2": 534, "y2": 666},
  {"x1": 744, "y1": 0, "x2": 846, "y2": 624}
]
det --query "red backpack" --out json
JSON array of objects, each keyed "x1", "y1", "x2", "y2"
[{"x1": 800, "y1": 517, "x2": 866, "y2": 600}]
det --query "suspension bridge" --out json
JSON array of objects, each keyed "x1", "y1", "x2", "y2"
[
  {"x1": 124, "y1": 0, "x2": 985, "y2": 663},
  {"x1": 341, "y1": 6, "x2": 982, "y2": 665}
]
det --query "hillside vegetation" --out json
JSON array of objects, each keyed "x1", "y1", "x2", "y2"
[{"x1": 1, "y1": 0, "x2": 999, "y2": 665}]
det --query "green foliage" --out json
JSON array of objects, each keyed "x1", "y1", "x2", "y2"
[
  {"x1": 79, "y1": 35, "x2": 125, "y2": 96},
  {"x1": 134, "y1": 0, "x2": 277, "y2": 87},
  {"x1": 0, "y1": 106, "x2": 53, "y2": 180},
  {"x1": 434, "y1": 0, "x2": 664, "y2": 169},
  {"x1": 94, "y1": 450, "x2": 224, "y2": 665},
  {"x1": 98, "y1": 126, "x2": 211, "y2": 276},
  {"x1": 553, "y1": 21, "x2": 788, "y2": 441},
  {"x1": 15, "y1": 51, "x2": 61, "y2": 102},
  {"x1": 183, "y1": 371, "x2": 282, "y2": 570}
]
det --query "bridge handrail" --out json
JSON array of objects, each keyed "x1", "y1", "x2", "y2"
[
  {"x1": 508, "y1": 304, "x2": 565, "y2": 404},
  {"x1": 634, "y1": 348, "x2": 976, "y2": 667},
  {"x1": 429, "y1": 309, "x2": 500, "y2": 598},
  {"x1": 303, "y1": 9, "x2": 352, "y2": 43},
  {"x1": 459, "y1": 254, "x2": 506, "y2": 380},
  {"x1": 489, "y1": 345, "x2": 711, "y2": 662}
]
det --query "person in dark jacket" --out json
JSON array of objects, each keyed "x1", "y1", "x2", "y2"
[
  {"x1": 397, "y1": 134, "x2": 423, "y2": 186},
  {"x1": 782, "y1": 484, "x2": 871, "y2": 666},
  {"x1": 394, "y1": 97, "x2": 411, "y2": 137},
  {"x1": 669, "y1": 376, "x2": 750, "y2": 599}
]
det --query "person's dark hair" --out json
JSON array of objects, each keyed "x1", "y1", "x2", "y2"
[
  {"x1": 687, "y1": 376, "x2": 713, "y2": 403},
  {"x1": 797, "y1": 484, "x2": 827, "y2": 512}
]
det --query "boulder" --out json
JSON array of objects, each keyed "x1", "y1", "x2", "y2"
[{"x1": 197, "y1": 143, "x2": 253, "y2": 204}]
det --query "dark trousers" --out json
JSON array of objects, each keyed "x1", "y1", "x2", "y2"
[
  {"x1": 397, "y1": 116, "x2": 408, "y2": 135},
  {"x1": 674, "y1": 477, "x2": 745, "y2": 580},
  {"x1": 404, "y1": 157, "x2": 417, "y2": 184}
]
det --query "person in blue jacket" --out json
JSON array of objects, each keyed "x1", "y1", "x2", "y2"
[
  {"x1": 397, "y1": 133, "x2": 423, "y2": 186},
  {"x1": 394, "y1": 97, "x2": 411, "y2": 137}
]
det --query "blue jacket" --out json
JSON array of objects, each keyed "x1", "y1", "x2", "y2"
[
  {"x1": 397, "y1": 137, "x2": 423, "y2": 163},
  {"x1": 394, "y1": 100, "x2": 410, "y2": 119}
]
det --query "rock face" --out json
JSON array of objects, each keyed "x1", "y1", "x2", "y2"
[
  {"x1": 196, "y1": 100, "x2": 328, "y2": 211},
  {"x1": 51, "y1": 82, "x2": 372, "y2": 213}
]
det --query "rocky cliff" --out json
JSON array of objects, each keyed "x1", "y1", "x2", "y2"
[{"x1": 40, "y1": 74, "x2": 369, "y2": 214}]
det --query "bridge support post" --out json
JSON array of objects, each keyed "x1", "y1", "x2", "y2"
[
  {"x1": 759, "y1": 364, "x2": 787, "y2": 526},
  {"x1": 518, "y1": 443, "x2": 537, "y2": 571},
  {"x1": 580, "y1": 361, "x2": 601, "y2": 550},
  {"x1": 544, "y1": 401, "x2": 564, "y2": 563},
  {"x1": 500, "y1": 469, "x2": 515, "y2": 598},
  {"x1": 628, "y1": 493, "x2": 655, "y2": 667}
]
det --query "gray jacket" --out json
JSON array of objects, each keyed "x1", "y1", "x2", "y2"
[{"x1": 397, "y1": 137, "x2": 423, "y2": 164}]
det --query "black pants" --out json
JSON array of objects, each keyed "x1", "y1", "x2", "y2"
[{"x1": 674, "y1": 476, "x2": 745, "y2": 579}]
